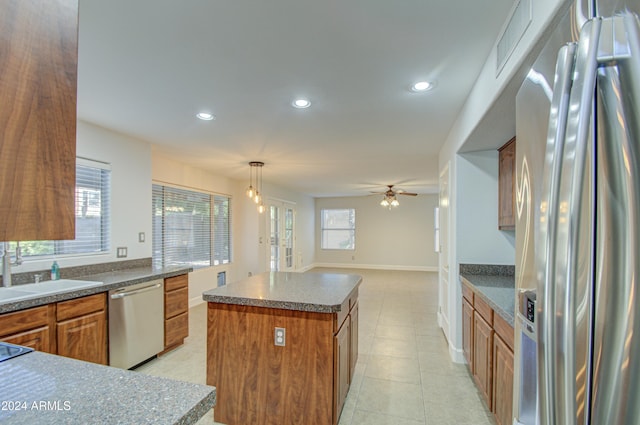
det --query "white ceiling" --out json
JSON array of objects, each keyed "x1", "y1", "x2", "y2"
[{"x1": 77, "y1": 0, "x2": 515, "y2": 197}]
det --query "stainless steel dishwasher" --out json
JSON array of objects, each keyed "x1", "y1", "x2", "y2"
[{"x1": 109, "y1": 279, "x2": 164, "y2": 369}]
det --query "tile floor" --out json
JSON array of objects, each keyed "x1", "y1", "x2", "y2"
[{"x1": 137, "y1": 268, "x2": 495, "y2": 425}]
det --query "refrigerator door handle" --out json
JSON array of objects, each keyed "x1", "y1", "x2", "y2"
[
  {"x1": 554, "y1": 17, "x2": 601, "y2": 425},
  {"x1": 536, "y1": 42, "x2": 577, "y2": 425}
]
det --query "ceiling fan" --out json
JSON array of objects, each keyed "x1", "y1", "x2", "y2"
[{"x1": 371, "y1": 185, "x2": 417, "y2": 208}]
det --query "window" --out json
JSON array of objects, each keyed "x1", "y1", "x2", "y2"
[
  {"x1": 320, "y1": 209, "x2": 355, "y2": 250},
  {"x1": 1, "y1": 158, "x2": 111, "y2": 258},
  {"x1": 152, "y1": 184, "x2": 231, "y2": 269}
]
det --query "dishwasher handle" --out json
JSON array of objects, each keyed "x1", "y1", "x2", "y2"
[{"x1": 110, "y1": 282, "x2": 162, "y2": 299}]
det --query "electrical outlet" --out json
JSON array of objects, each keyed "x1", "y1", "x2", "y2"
[
  {"x1": 116, "y1": 247, "x2": 128, "y2": 258},
  {"x1": 274, "y1": 327, "x2": 286, "y2": 347}
]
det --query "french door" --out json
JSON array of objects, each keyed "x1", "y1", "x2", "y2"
[{"x1": 268, "y1": 203, "x2": 295, "y2": 271}]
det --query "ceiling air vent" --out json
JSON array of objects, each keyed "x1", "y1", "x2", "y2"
[{"x1": 496, "y1": 0, "x2": 532, "y2": 76}]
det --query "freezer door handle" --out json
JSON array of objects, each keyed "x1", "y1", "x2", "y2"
[
  {"x1": 536, "y1": 42, "x2": 577, "y2": 425},
  {"x1": 553, "y1": 17, "x2": 602, "y2": 425},
  {"x1": 110, "y1": 282, "x2": 163, "y2": 299}
]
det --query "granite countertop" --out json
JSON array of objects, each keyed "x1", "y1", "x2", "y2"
[
  {"x1": 0, "y1": 266, "x2": 191, "y2": 314},
  {"x1": 203, "y1": 271, "x2": 362, "y2": 313},
  {"x1": 0, "y1": 351, "x2": 215, "y2": 425},
  {"x1": 460, "y1": 271, "x2": 516, "y2": 326}
]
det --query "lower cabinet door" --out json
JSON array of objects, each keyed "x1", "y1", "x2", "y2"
[
  {"x1": 1, "y1": 326, "x2": 51, "y2": 353},
  {"x1": 334, "y1": 319, "x2": 350, "y2": 423},
  {"x1": 349, "y1": 302, "x2": 359, "y2": 379},
  {"x1": 473, "y1": 311, "x2": 493, "y2": 409},
  {"x1": 57, "y1": 310, "x2": 107, "y2": 365},
  {"x1": 493, "y1": 335, "x2": 514, "y2": 425},
  {"x1": 462, "y1": 298, "x2": 474, "y2": 371}
]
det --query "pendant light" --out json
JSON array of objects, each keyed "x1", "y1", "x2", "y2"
[{"x1": 246, "y1": 161, "x2": 265, "y2": 213}]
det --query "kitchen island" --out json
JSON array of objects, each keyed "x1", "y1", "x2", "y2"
[
  {"x1": 0, "y1": 350, "x2": 216, "y2": 425},
  {"x1": 203, "y1": 271, "x2": 361, "y2": 425}
]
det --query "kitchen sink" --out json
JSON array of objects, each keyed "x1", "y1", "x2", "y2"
[
  {"x1": 0, "y1": 279, "x2": 103, "y2": 303},
  {"x1": 20, "y1": 279, "x2": 102, "y2": 294},
  {"x1": 0, "y1": 342, "x2": 33, "y2": 362},
  {"x1": 0, "y1": 288, "x2": 37, "y2": 302}
]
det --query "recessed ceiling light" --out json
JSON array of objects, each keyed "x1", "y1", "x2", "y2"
[
  {"x1": 411, "y1": 81, "x2": 435, "y2": 92},
  {"x1": 196, "y1": 112, "x2": 215, "y2": 121},
  {"x1": 292, "y1": 99, "x2": 311, "y2": 109}
]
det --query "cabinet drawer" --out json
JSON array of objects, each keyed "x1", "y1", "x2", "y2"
[
  {"x1": 0, "y1": 305, "x2": 50, "y2": 337},
  {"x1": 474, "y1": 296, "x2": 493, "y2": 326},
  {"x1": 335, "y1": 297, "x2": 350, "y2": 334},
  {"x1": 165, "y1": 287, "x2": 188, "y2": 319},
  {"x1": 462, "y1": 282, "x2": 474, "y2": 304},
  {"x1": 165, "y1": 312, "x2": 188, "y2": 348},
  {"x1": 165, "y1": 274, "x2": 188, "y2": 292},
  {"x1": 57, "y1": 293, "x2": 106, "y2": 321},
  {"x1": 493, "y1": 313, "x2": 514, "y2": 351}
]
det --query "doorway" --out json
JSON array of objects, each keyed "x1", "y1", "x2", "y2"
[{"x1": 268, "y1": 202, "x2": 296, "y2": 272}]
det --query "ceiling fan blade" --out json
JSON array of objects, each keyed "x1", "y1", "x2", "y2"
[{"x1": 398, "y1": 192, "x2": 418, "y2": 196}]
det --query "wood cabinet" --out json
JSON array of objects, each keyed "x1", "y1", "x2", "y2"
[
  {"x1": 56, "y1": 293, "x2": 107, "y2": 365},
  {"x1": 206, "y1": 288, "x2": 359, "y2": 425},
  {"x1": 335, "y1": 317, "x2": 350, "y2": 418},
  {"x1": 462, "y1": 279, "x2": 514, "y2": 425},
  {"x1": 462, "y1": 298, "x2": 474, "y2": 370},
  {"x1": 164, "y1": 274, "x2": 189, "y2": 350},
  {"x1": 0, "y1": 0, "x2": 79, "y2": 241},
  {"x1": 0, "y1": 293, "x2": 106, "y2": 365},
  {"x1": 498, "y1": 137, "x2": 516, "y2": 230},
  {"x1": 473, "y1": 310, "x2": 493, "y2": 409},
  {"x1": 493, "y1": 330, "x2": 514, "y2": 425},
  {"x1": 0, "y1": 305, "x2": 55, "y2": 353}
]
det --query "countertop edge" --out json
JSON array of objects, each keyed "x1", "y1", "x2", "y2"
[
  {"x1": 203, "y1": 273, "x2": 362, "y2": 314},
  {"x1": 0, "y1": 267, "x2": 192, "y2": 314},
  {"x1": 460, "y1": 274, "x2": 515, "y2": 327}
]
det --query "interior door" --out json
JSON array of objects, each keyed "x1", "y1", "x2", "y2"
[
  {"x1": 438, "y1": 163, "x2": 450, "y2": 336},
  {"x1": 268, "y1": 202, "x2": 296, "y2": 272}
]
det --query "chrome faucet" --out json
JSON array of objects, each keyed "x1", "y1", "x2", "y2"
[{"x1": 2, "y1": 242, "x2": 22, "y2": 288}]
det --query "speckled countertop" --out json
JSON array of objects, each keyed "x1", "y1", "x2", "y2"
[
  {"x1": 460, "y1": 265, "x2": 516, "y2": 326},
  {"x1": 0, "y1": 351, "x2": 215, "y2": 425},
  {"x1": 203, "y1": 272, "x2": 362, "y2": 313},
  {"x1": 0, "y1": 266, "x2": 191, "y2": 314}
]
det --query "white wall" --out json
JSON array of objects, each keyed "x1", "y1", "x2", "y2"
[
  {"x1": 438, "y1": 0, "x2": 569, "y2": 360},
  {"x1": 315, "y1": 195, "x2": 439, "y2": 271},
  {"x1": 457, "y1": 150, "x2": 515, "y2": 264},
  {"x1": 17, "y1": 120, "x2": 153, "y2": 273}
]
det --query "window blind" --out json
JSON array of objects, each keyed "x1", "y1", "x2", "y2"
[
  {"x1": 320, "y1": 209, "x2": 355, "y2": 250},
  {"x1": 213, "y1": 195, "x2": 231, "y2": 265}
]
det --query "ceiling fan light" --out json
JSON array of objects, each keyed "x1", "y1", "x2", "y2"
[
  {"x1": 391, "y1": 198, "x2": 399, "y2": 207},
  {"x1": 380, "y1": 198, "x2": 389, "y2": 207}
]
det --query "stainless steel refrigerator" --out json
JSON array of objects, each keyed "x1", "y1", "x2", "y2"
[{"x1": 514, "y1": 0, "x2": 640, "y2": 424}]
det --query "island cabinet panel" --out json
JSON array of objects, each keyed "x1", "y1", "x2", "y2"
[
  {"x1": 56, "y1": 293, "x2": 107, "y2": 365},
  {"x1": 0, "y1": 304, "x2": 55, "y2": 353},
  {"x1": 207, "y1": 303, "x2": 334, "y2": 425},
  {"x1": 0, "y1": 0, "x2": 78, "y2": 241},
  {"x1": 349, "y1": 301, "x2": 359, "y2": 379},
  {"x1": 334, "y1": 318, "x2": 350, "y2": 419}
]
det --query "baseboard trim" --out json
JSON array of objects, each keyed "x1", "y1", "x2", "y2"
[
  {"x1": 312, "y1": 263, "x2": 438, "y2": 272},
  {"x1": 189, "y1": 296, "x2": 206, "y2": 309}
]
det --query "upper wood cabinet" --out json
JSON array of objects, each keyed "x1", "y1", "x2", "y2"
[
  {"x1": 0, "y1": 0, "x2": 79, "y2": 241},
  {"x1": 498, "y1": 137, "x2": 516, "y2": 230}
]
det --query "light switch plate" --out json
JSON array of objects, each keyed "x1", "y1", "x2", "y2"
[
  {"x1": 138, "y1": 232, "x2": 145, "y2": 243},
  {"x1": 274, "y1": 327, "x2": 285, "y2": 347}
]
